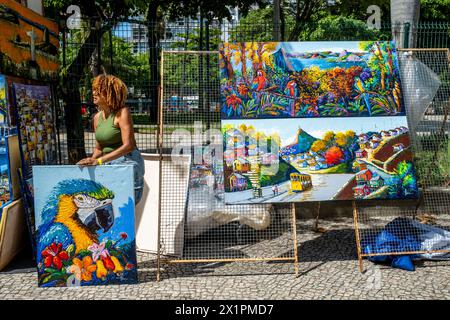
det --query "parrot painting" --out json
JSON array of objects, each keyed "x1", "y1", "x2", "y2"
[
  {"x1": 354, "y1": 77, "x2": 372, "y2": 116},
  {"x1": 284, "y1": 80, "x2": 298, "y2": 97},
  {"x1": 251, "y1": 69, "x2": 268, "y2": 92},
  {"x1": 36, "y1": 179, "x2": 115, "y2": 263}
]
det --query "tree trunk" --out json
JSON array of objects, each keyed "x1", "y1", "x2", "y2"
[
  {"x1": 273, "y1": 0, "x2": 281, "y2": 41},
  {"x1": 280, "y1": 0, "x2": 285, "y2": 41},
  {"x1": 198, "y1": 12, "x2": 204, "y2": 116},
  {"x1": 147, "y1": 2, "x2": 161, "y2": 125},
  {"x1": 63, "y1": 23, "x2": 110, "y2": 163},
  {"x1": 390, "y1": 0, "x2": 421, "y2": 48},
  {"x1": 63, "y1": 77, "x2": 85, "y2": 163},
  {"x1": 219, "y1": 45, "x2": 234, "y2": 80},
  {"x1": 240, "y1": 43, "x2": 247, "y2": 81},
  {"x1": 288, "y1": 0, "x2": 318, "y2": 41}
]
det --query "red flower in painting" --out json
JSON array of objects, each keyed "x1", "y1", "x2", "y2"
[
  {"x1": 120, "y1": 232, "x2": 128, "y2": 240},
  {"x1": 41, "y1": 243, "x2": 69, "y2": 270},
  {"x1": 101, "y1": 255, "x2": 116, "y2": 271},
  {"x1": 226, "y1": 94, "x2": 242, "y2": 111},
  {"x1": 237, "y1": 84, "x2": 249, "y2": 96}
]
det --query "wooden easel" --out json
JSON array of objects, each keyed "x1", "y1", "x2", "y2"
[
  {"x1": 352, "y1": 200, "x2": 364, "y2": 273},
  {"x1": 291, "y1": 203, "x2": 299, "y2": 276}
]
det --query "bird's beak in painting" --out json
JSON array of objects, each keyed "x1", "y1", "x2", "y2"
[{"x1": 80, "y1": 200, "x2": 114, "y2": 233}]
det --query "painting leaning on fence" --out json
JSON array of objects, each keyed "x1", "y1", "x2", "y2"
[
  {"x1": 220, "y1": 41, "x2": 404, "y2": 119},
  {"x1": 222, "y1": 116, "x2": 418, "y2": 204},
  {"x1": 33, "y1": 165, "x2": 138, "y2": 287}
]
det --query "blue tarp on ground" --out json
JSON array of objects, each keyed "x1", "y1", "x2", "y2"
[{"x1": 362, "y1": 217, "x2": 450, "y2": 271}]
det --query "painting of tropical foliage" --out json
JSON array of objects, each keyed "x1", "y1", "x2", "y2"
[
  {"x1": 222, "y1": 116, "x2": 418, "y2": 204},
  {"x1": 220, "y1": 41, "x2": 405, "y2": 119}
]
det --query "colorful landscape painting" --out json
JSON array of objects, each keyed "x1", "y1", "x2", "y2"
[
  {"x1": 220, "y1": 41, "x2": 404, "y2": 119},
  {"x1": 222, "y1": 116, "x2": 418, "y2": 204},
  {"x1": 33, "y1": 165, "x2": 138, "y2": 287}
]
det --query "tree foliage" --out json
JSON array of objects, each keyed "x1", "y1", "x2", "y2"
[
  {"x1": 324, "y1": 146, "x2": 344, "y2": 165},
  {"x1": 420, "y1": 0, "x2": 450, "y2": 21}
]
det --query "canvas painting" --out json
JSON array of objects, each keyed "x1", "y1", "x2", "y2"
[
  {"x1": 222, "y1": 116, "x2": 418, "y2": 204},
  {"x1": 135, "y1": 154, "x2": 190, "y2": 256},
  {"x1": 0, "y1": 134, "x2": 11, "y2": 209},
  {"x1": 0, "y1": 0, "x2": 59, "y2": 80},
  {"x1": 33, "y1": 165, "x2": 138, "y2": 287},
  {"x1": 0, "y1": 75, "x2": 7, "y2": 123},
  {"x1": 13, "y1": 83, "x2": 57, "y2": 173},
  {"x1": 0, "y1": 135, "x2": 20, "y2": 214},
  {"x1": 220, "y1": 41, "x2": 404, "y2": 119}
]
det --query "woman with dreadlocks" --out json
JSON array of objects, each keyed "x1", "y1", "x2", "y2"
[{"x1": 77, "y1": 74, "x2": 145, "y2": 204}]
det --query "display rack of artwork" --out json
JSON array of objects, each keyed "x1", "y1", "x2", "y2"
[
  {"x1": 33, "y1": 165, "x2": 138, "y2": 287},
  {"x1": 220, "y1": 41, "x2": 418, "y2": 205},
  {"x1": 157, "y1": 50, "x2": 298, "y2": 281},
  {"x1": 351, "y1": 48, "x2": 450, "y2": 272}
]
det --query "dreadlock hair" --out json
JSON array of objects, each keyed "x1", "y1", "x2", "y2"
[{"x1": 92, "y1": 74, "x2": 128, "y2": 113}]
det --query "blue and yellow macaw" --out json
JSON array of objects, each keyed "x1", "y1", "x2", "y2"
[
  {"x1": 355, "y1": 78, "x2": 372, "y2": 116},
  {"x1": 36, "y1": 179, "x2": 115, "y2": 262}
]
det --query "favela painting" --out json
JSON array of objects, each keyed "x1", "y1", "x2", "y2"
[
  {"x1": 222, "y1": 116, "x2": 418, "y2": 204},
  {"x1": 220, "y1": 41, "x2": 404, "y2": 119},
  {"x1": 33, "y1": 165, "x2": 138, "y2": 287}
]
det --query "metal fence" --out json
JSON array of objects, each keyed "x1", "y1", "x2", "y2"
[{"x1": 57, "y1": 19, "x2": 450, "y2": 164}]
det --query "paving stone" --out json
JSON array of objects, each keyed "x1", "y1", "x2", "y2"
[{"x1": 1, "y1": 218, "x2": 449, "y2": 299}]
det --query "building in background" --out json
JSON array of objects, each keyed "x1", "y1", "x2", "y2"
[{"x1": 115, "y1": 5, "x2": 243, "y2": 53}]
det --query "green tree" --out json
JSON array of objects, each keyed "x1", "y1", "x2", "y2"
[
  {"x1": 230, "y1": 7, "x2": 289, "y2": 42},
  {"x1": 420, "y1": 0, "x2": 450, "y2": 21},
  {"x1": 45, "y1": 0, "x2": 149, "y2": 162},
  {"x1": 170, "y1": 27, "x2": 222, "y2": 50},
  {"x1": 308, "y1": 15, "x2": 388, "y2": 41},
  {"x1": 45, "y1": 0, "x2": 262, "y2": 162}
]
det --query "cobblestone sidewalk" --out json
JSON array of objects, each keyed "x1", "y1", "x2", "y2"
[{"x1": 1, "y1": 218, "x2": 449, "y2": 300}]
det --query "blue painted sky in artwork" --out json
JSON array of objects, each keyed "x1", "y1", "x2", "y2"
[
  {"x1": 230, "y1": 41, "x2": 372, "y2": 72},
  {"x1": 223, "y1": 116, "x2": 409, "y2": 147},
  {"x1": 99, "y1": 196, "x2": 135, "y2": 243},
  {"x1": 33, "y1": 165, "x2": 135, "y2": 228},
  {"x1": 279, "y1": 41, "x2": 365, "y2": 54}
]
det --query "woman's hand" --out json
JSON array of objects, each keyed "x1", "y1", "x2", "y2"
[{"x1": 77, "y1": 157, "x2": 98, "y2": 166}]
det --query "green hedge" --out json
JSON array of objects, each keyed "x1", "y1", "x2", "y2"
[{"x1": 132, "y1": 114, "x2": 151, "y2": 125}]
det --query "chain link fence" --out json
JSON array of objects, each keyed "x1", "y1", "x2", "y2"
[{"x1": 158, "y1": 51, "x2": 297, "y2": 276}]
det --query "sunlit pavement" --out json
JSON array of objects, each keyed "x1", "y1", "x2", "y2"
[{"x1": 1, "y1": 218, "x2": 449, "y2": 300}]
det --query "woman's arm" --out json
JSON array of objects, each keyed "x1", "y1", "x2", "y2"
[
  {"x1": 91, "y1": 112, "x2": 103, "y2": 159},
  {"x1": 97, "y1": 107, "x2": 136, "y2": 163},
  {"x1": 77, "y1": 112, "x2": 103, "y2": 165}
]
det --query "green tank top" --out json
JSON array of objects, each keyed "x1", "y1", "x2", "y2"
[{"x1": 95, "y1": 112, "x2": 122, "y2": 154}]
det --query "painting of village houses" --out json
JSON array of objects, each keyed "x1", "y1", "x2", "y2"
[
  {"x1": 222, "y1": 116, "x2": 418, "y2": 204},
  {"x1": 13, "y1": 83, "x2": 57, "y2": 172},
  {"x1": 220, "y1": 41, "x2": 404, "y2": 119}
]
